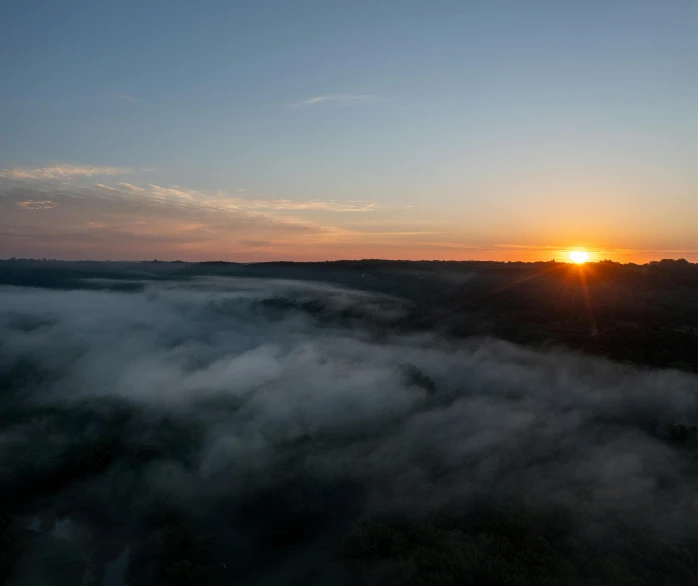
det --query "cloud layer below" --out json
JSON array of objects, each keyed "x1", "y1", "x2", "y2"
[{"x1": 2, "y1": 277, "x2": 698, "y2": 583}]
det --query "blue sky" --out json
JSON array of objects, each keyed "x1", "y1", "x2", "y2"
[{"x1": 0, "y1": 0, "x2": 696, "y2": 261}]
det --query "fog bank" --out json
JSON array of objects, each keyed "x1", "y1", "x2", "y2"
[{"x1": 2, "y1": 277, "x2": 698, "y2": 585}]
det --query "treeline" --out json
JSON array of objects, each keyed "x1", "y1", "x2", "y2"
[{"x1": 3, "y1": 258, "x2": 698, "y2": 372}]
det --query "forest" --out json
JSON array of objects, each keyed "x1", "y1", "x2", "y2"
[{"x1": 2, "y1": 260, "x2": 698, "y2": 585}]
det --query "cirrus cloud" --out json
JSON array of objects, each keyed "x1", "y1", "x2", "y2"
[
  {"x1": 97, "y1": 181, "x2": 382, "y2": 214},
  {"x1": 289, "y1": 94, "x2": 377, "y2": 107},
  {"x1": 0, "y1": 164, "x2": 132, "y2": 180},
  {"x1": 16, "y1": 200, "x2": 57, "y2": 210}
]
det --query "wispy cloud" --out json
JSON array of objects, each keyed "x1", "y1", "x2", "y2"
[
  {"x1": 289, "y1": 94, "x2": 377, "y2": 107},
  {"x1": 16, "y1": 200, "x2": 57, "y2": 210},
  {"x1": 4, "y1": 165, "x2": 381, "y2": 214},
  {"x1": 237, "y1": 199, "x2": 381, "y2": 212},
  {"x1": 1, "y1": 164, "x2": 131, "y2": 180},
  {"x1": 108, "y1": 91, "x2": 142, "y2": 103},
  {"x1": 147, "y1": 184, "x2": 198, "y2": 201},
  {"x1": 0, "y1": 170, "x2": 390, "y2": 259},
  {"x1": 0, "y1": 181, "x2": 355, "y2": 259},
  {"x1": 100, "y1": 181, "x2": 382, "y2": 213},
  {"x1": 115, "y1": 182, "x2": 146, "y2": 193},
  {"x1": 95, "y1": 183, "x2": 120, "y2": 192}
]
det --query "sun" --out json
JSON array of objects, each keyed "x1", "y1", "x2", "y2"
[{"x1": 569, "y1": 250, "x2": 589, "y2": 264}]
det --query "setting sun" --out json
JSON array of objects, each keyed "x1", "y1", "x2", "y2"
[{"x1": 569, "y1": 250, "x2": 589, "y2": 264}]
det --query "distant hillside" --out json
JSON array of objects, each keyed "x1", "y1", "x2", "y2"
[{"x1": 2, "y1": 258, "x2": 697, "y2": 371}]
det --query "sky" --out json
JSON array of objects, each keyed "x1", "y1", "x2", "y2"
[{"x1": 0, "y1": 0, "x2": 696, "y2": 263}]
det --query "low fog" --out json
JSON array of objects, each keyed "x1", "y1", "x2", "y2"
[{"x1": 2, "y1": 277, "x2": 698, "y2": 585}]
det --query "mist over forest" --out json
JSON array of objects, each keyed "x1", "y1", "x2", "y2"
[
  {"x1": 2, "y1": 0, "x2": 693, "y2": 581},
  {"x1": 3, "y1": 261, "x2": 698, "y2": 585}
]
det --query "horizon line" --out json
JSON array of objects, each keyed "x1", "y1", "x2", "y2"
[{"x1": 0, "y1": 257, "x2": 694, "y2": 267}]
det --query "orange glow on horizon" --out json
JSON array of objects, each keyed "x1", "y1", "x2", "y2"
[{"x1": 568, "y1": 250, "x2": 589, "y2": 264}]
